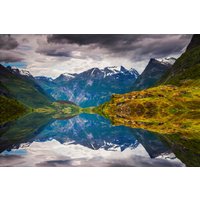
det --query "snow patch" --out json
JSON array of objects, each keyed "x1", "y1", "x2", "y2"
[
  {"x1": 156, "y1": 57, "x2": 176, "y2": 65},
  {"x1": 63, "y1": 73, "x2": 76, "y2": 78},
  {"x1": 19, "y1": 69, "x2": 32, "y2": 76},
  {"x1": 87, "y1": 80, "x2": 93, "y2": 86},
  {"x1": 102, "y1": 66, "x2": 125, "y2": 77},
  {"x1": 11, "y1": 66, "x2": 32, "y2": 77}
]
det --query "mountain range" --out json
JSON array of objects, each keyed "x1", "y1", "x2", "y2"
[
  {"x1": 0, "y1": 34, "x2": 199, "y2": 166},
  {"x1": 1, "y1": 34, "x2": 199, "y2": 125},
  {"x1": 0, "y1": 55, "x2": 177, "y2": 111},
  {"x1": 36, "y1": 66, "x2": 139, "y2": 107},
  {"x1": 35, "y1": 59, "x2": 176, "y2": 107}
]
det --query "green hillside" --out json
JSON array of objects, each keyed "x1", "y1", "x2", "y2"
[
  {"x1": 0, "y1": 64, "x2": 53, "y2": 108},
  {"x1": 0, "y1": 64, "x2": 55, "y2": 124},
  {"x1": 159, "y1": 34, "x2": 200, "y2": 85}
]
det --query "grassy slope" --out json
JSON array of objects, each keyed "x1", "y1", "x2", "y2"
[
  {"x1": 0, "y1": 65, "x2": 54, "y2": 124},
  {"x1": 0, "y1": 65, "x2": 52, "y2": 109},
  {"x1": 159, "y1": 46, "x2": 200, "y2": 85},
  {"x1": 95, "y1": 80, "x2": 200, "y2": 135},
  {"x1": 4, "y1": 77, "x2": 53, "y2": 108},
  {"x1": 95, "y1": 81, "x2": 200, "y2": 166},
  {"x1": 44, "y1": 101, "x2": 81, "y2": 119}
]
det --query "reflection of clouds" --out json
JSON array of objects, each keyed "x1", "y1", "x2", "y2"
[{"x1": 0, "y1": 140, "x2": 184, "y2": 167}]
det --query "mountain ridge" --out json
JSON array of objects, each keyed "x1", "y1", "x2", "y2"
[
  {"x1": 36, "y1": 65, "x2": 139, "y2": 107},
  {"x1": 159, "y1": 34, "x2": 200, "y2": 85},
  {"x1": 132, "y1": 57, "x2": 176, "y2": 91},
  {"x1": 0, "y1": 64, "x2": 54, "y2": 108}
]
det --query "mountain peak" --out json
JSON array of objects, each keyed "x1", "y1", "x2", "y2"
[
  {"x1": 132, "y1": 57, "x2": 175, "y2": 91},
  {"x1": 105, "y1": 66, "x2": 121, "y2": 71},
  {"x1": 62, "y1": 72, "x2": 77, "y2": 78},
  {"x1": 7, "y1": 66, "x2": 32, "y2": 77},
  {"x1": 154, "y1": 57, "x2": 176, "y2": 66},
  {"x1": 101, "y1": 66, "x2": 138, "y2": 78},
  {"x1": 120, "y1": 66, "x2": 128, "y2": 72},
  {"x1": 54, "y1": 72, "x2": 77, "y2": 83},
  {"x1": 104, "y1": 65, "x2": 129, "y2": 73},
  {"x1": 129, "y1": 68, "x2": 139, "y2": 76}
]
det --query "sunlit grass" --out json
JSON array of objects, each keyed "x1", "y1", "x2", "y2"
[{"x1": 95, "y1": 80, "x2": 200, "y2": 136}]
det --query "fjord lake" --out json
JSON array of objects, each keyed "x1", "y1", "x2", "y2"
[
  {"x1": 0, "y1": 34, "x2": 200, "y2": 167},
  {"x1": 0, "y1": 112, "x2": 196, "y2": 167}
]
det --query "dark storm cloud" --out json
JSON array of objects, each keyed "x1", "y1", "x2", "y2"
[
  {"x1": 0, "y1": 35, "x2": 19, "y2": 50},
  {"x1": 0, "y1": 50, "x2": 24, "y2": 62},
  {"x1": 47, "y1": 34, "x2": 192, "y2": 60},
  {"x1": 36, "y1": 42, "x2": 72, "y2": 58},
  {"x1": 47, "y1": 34, "x2": 140, "y2": 46},
  {"x1": 0, "y1": 35, "x2": 22, "y2": 62},
  {"x1": 36, "y1": 48, "x2": 72, "y2": 57},
  {"x1": 127, "y1": 35, "x2": 192, "y2": 61}
]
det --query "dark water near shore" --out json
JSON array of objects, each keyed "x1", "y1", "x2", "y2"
[{"x1": 0, "y1": 112, "x2": 188, "y2": 166}]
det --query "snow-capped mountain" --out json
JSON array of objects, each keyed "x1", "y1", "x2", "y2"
[
  {"x1": 132, "y1": 57, "x2": 176, "y2": 91},
  {"x1": 56, "y1": 66, "x2": 139, "y2": 106},
  {"x1": 54, "y1": 66, "x2": 138, "y2": 81},
  {"x1": 54, "y1": 72, "x2": 77, "y2": 84},
  {"x1": 155, "y1": 57, "x2": 176, "y2": 66},
  {"x1": 63, "y1": 72, "x2": 77, "y2": 78},
  {"x1": 129, "y1": 67, "x2": 140, "y2": 76},
  {"x1": 36, "y1": 66, "x2": 139, "y2": 107},
  {"x1": 7, "y1": 66, "x2": 33, "y2": 77},
  {"x1": 102, "y1": 66, "x2": 138, "y2": 78},
  {"x1": 103, "y1": 66, "x2": 125, "y2": 77}
]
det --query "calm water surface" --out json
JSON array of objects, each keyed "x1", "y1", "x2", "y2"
[{"x1": 0, "y1": 113, "x2": 186, "y2": 167}]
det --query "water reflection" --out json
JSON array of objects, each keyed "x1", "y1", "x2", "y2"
[{"x1": 0, "y1": 112, "x2": 187, "y2": 167}]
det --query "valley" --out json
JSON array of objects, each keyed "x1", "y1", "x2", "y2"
[{"x1": 0, "y1": 34, "x2": 199, "y2": 167}]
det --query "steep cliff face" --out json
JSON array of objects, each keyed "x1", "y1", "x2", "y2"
[{"x1": 133, "y1": 57, "x2": 176, "y2": 90}]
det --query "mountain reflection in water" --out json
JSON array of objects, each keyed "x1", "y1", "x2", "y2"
[{"x1": 0, "y1": 113, "x2": 186, "y2": 167}]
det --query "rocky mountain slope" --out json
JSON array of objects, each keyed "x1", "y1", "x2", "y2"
[
  {"x1": 133, "y1": 57, "x2": 176, "y2": 90},
  {"x1": 36, "y1": 66, "x2": 139, "y2": 107}
]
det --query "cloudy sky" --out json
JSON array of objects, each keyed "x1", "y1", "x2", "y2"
[{"x1": 0, "y1": 34, "x2": 192, "y2": 78}]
